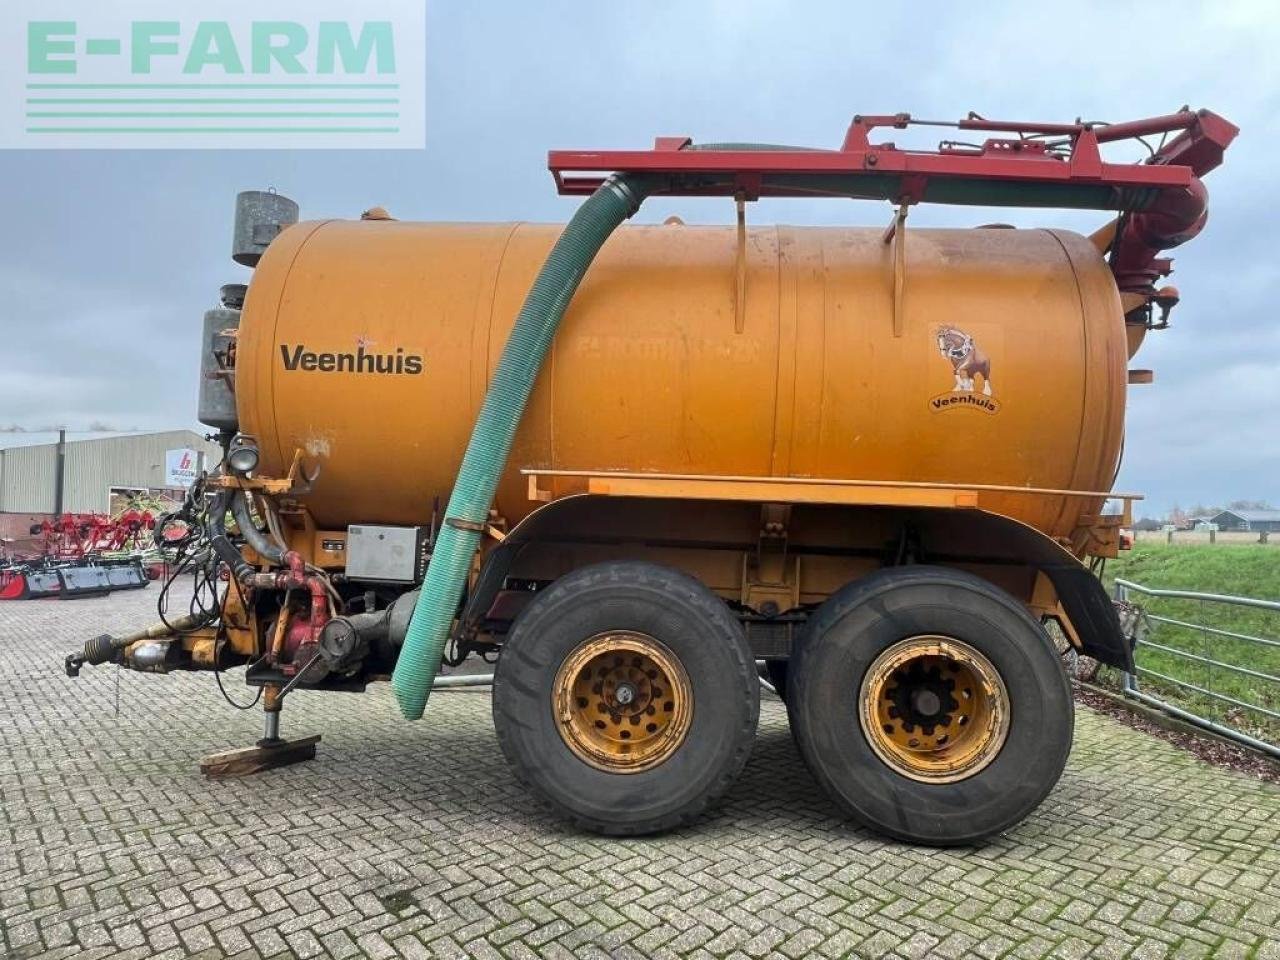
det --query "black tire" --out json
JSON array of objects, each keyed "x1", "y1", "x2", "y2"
[
  {"x1": 788, "y1": 566, "x2": 1073, "y2": 846},
  {"x1": 493, "y1": 561, "x2": 759, "y2": 835}
]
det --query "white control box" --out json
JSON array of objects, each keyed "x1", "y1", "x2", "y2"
[{"x1": 345, "y1": 525, "x2": 423, "y2": 583}]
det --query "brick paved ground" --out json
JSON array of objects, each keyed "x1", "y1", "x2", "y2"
[{"x1": 2, "y1": 587, "x2": 1278, "y2": 960}]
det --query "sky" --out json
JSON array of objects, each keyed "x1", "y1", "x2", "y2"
[{"x1": 0, "y1": 1, "x2": 1275, "y2": 519}]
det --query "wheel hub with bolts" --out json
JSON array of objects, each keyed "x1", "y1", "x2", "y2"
[
  {"x1": 552, "y1": 632, "x2": 693, "y2": 773},
  {"x1": 859, "y1": 635, "x2": 1010, "y2": 783}
]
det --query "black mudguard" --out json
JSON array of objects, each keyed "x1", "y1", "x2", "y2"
[
  {"x1": 460, "y1": 541, "x2": 520, "y2": 630},
  {"x1": 1043, "y1": 564, "x2": 1134, "y2": 672}
]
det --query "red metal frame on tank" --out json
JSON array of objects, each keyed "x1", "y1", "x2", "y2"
[{"x1": 547, "y1": 109, "x2": 1238, "y2": 295}]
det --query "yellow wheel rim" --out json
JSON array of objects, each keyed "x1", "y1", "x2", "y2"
[
  {"x1": 552, "y1": 632, "x2": 693, "y2": 773},
  {"x1": 859, "y1": 635, "x2": 1010, "y2": 783}
]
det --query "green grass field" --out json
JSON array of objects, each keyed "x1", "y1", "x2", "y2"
[{"x1": 1104, "y1": 543, "x2": 1280, "y2": 744}]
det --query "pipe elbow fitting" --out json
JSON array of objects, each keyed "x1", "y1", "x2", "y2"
[{"x1": 1111, "y1": 177, "x2": 1209, "y2": 294}]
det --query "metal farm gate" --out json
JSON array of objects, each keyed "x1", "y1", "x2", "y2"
[{"x1": 1114, "y1": 578, "x2": 1280, "y2": 759}]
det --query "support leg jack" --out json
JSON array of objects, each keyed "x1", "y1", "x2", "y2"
[{"x1": 199, "y1": 684, "x2": 320, "y2": 778}]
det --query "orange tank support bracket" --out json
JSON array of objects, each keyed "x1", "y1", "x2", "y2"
[
  {"x1": 207, "y1": 447, "x2": 319, "y2": 496},
  {"x1": 1072, "y1": 510, "x2": 1134, "y2": 560},
  {"x1": 587, "y1": 475, "x2": 977, "y2": 510},
  {"x1": 523, "y1": 469, "x2": 1142, "y2": 515}
]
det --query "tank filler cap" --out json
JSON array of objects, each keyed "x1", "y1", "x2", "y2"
[{"x1": 361, "y1": 205, "x2": 396, "y2": 221}]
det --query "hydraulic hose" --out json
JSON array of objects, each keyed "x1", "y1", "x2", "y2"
[
  {"x1": 205, "y1": 489, "x2": 252, "y2": 581},
  {"x1": 230, "y1": 491, "x2": 288, "y2": 565},
  {"x1": 391, "y1": 173, "x2": 652, "y2": 720}
]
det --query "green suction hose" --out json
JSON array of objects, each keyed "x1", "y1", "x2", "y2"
[{"x1": 391, "y1": 174, "x2": 653, "y2": 720}]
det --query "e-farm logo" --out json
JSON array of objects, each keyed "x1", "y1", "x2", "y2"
[{"x1": 2, "y1": 1, "x2": 424, "y2": 149}]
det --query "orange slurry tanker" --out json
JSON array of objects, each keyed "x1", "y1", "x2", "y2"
[{"x1": 67, "y1": 109, "x2": 1236, "y2": 845}]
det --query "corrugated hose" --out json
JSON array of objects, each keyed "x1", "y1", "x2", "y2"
[{"x1": 390, "y1": 174, "x2": 653, "y2": 720}]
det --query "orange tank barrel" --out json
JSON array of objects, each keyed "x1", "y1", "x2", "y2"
[{"x1": 237, "y1": 220, "x2": 1125, "y2": 542}]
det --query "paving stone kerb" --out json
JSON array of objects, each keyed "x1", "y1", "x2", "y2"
[{"x1": 2, "y1": 587, "x2": 1278, "y2": 960}]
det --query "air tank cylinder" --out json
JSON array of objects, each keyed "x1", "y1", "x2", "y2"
[
  {"x1": 232, "y1": 190, "x2": 299, "y2": 267},
  {"x1": 203, "y1": 188, "x2": 298, "y2": 429},
  {"x1": 197, "y1": 285, "x2": 246, "y2": 431}
]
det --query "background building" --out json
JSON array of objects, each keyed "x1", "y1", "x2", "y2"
[
  {"x1": 1208, "y1": 508, "x2": 1280, "y2": 533},
  {"x1": 0, "y1": 430, "x2": 222, "y2": 545}
]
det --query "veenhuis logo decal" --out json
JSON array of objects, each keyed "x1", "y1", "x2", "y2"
[
  {"x1": 280, "y1": 344, "x2": 424, "y2": 376},
  {"x1": 929, "y1": 325, "x2": 1000, "y2": 414},
  {"x1": 3, "y1": 1, "x2": 424, "y2": 149}
]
